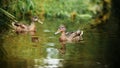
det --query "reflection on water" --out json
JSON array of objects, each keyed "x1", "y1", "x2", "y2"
[
  {"x1": 34, "y1": 58, "x2": 63, "y2": 68},
  {"x1": 33, "y1": 48, "x2": 63, "y2": 68},
  {"x1": 43, "y1": 59, "x2": 63, "y2": 68},
  {"x1": 0, "y1": 20, "x2": 119, "y2": 68},
  {"x1": 46, "y1": 48, "x2": 59, "y2": 59}
]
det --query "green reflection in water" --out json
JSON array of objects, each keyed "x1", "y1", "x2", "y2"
[{"x1": 1, "y1": 19, "x2": 113, "y2": 68}]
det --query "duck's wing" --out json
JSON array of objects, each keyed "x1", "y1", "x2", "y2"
[
  {"x1": 71, "y1": 30, "x2": 83, "y2": 38},
  {"x1": 73, "y1": 30, "x2": 84, "y2": 41},
  {"x1": 65, "y1": 32, "x2": 74, "y2": 37}
]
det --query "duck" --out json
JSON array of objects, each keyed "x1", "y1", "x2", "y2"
[
  {"x1": 12, "y1": 21, "x2": 28, "y2": 34},
  {"x1": 28, "y1": 16, "x2": 43, "y2": 36},
  {"x1": 55, "y1": 25, "x2": 83, "y2": 54},
  {"x1": 55, "y1": 25, "x2": 83, "y2": 43},
  {"x1": 12, "y1": 16, "x2": 43, "y2": 35}
]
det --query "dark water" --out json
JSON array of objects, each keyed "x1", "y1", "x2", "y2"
[{"x1": 0, "y1": 19, "x2": 119, "y2": 68}]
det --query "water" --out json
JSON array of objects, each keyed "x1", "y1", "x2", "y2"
[{"x1": 0, "y1": 19, "x2": 119, "y2": 68}]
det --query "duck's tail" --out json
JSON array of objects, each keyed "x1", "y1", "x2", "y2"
[
  {"x1": 80, "y1": 30, "x2": 83, "y2": 36},
  {"x1": 12, "y1": 22, "x2": 15, "y2": 26},
  {"x1": 76, "y1": 30, "x2": 84, "y2": 40},
  {"x1": 76, "y1": 30, "x2": 83, "y2": 36},
  {"x1": 12, "y1": 21, "x2": 20, "y2": 27},
  {"x1": 79, "y1": 30, "x2": 83, "y2": 40}
]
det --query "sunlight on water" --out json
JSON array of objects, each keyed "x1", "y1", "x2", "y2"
[
  {"x1": 33, "y1": 47, "x2": 64, "y2": 68},
  {"x1": 34, "y1": 59, "x2": 63, "y2": 68},
  {"x1": 43, "y1": 59, "x2": 63, "y2": 68}
]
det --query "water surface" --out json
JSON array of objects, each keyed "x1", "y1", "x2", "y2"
[{"x1": 0, "y1": 19, "x2": 118, "y2": 68}]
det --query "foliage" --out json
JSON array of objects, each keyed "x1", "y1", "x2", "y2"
[
  {"x1": 0, "y1": 0, "x2": 35, "y2": 20},
  {"x1": 0, "y1": 0, "x2": 111, "y2": 29},
  {"x1": 0, "y1": 8, "x2": 16, "y2": 21},
  {"x1": 34, "y1": 0, "x2": 110, "y2": 24},
  {"x1": 7, "y1": 0, "x2": 36, "y2": 20},
  {"x1": 1, "y1": 0, "x2": 111, "y2": 22}
]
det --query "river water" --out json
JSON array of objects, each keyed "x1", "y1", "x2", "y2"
[{"x1": 0, "y1": 18, "x2": 119, "y2": 68}]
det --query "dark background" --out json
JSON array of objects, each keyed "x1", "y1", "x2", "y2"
[{"x1": 105, "y1": 0, "x2": 120, "y2": 68}]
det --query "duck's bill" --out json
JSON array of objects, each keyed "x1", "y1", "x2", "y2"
[{"x1": 38, "y1": 20, "x2": 43, "y2": 24}]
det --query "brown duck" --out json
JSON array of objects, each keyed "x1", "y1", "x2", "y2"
[
  {"x1": 55, "y1": 25, "x2": 83, "y2": 43},
  {"x1": 12, "y1": 16, "x2": 43, "y2": 35},
  {"x1": 55, "y1": 25, "x2": 83, "y2": 54}
]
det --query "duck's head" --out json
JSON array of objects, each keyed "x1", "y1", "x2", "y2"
[
  {"x1": 32, "y1": 16, "x2": 43, "y2": 24},
  {"x1": 55, "y1": 25, "x2": 66, "y2": 34}
]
